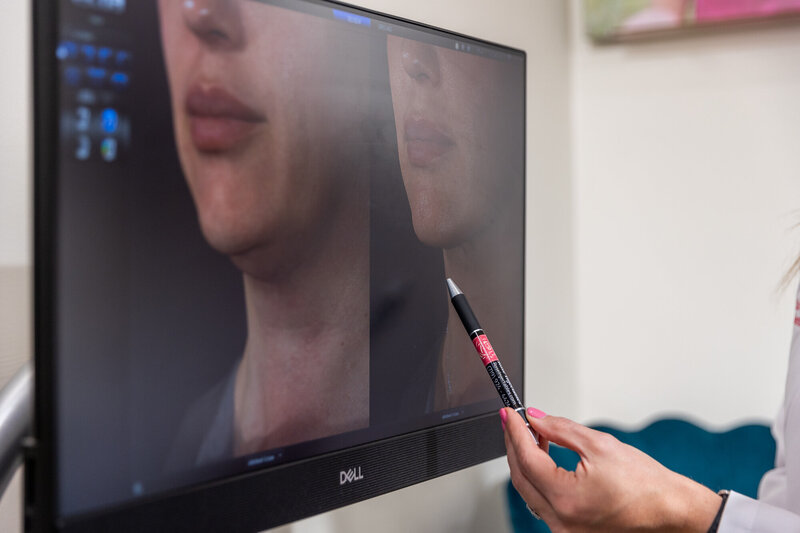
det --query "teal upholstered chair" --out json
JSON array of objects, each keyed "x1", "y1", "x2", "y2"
[{"x1": 506, "y1": 418, "x2": 776, "y2": 533}]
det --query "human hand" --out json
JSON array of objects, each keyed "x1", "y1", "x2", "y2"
[{"x1": 501, "y1": 407, "x2": 722, "y2": 533}]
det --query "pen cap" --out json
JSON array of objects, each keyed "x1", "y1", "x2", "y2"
[{"x1": 451, "y1": 293, "x2": 481, "y2": 334}]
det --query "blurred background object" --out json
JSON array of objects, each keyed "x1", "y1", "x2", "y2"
[{"x1": 585, "y1": 0, "x2": 800, "y2": 41}]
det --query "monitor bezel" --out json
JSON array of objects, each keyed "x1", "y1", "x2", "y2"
[{"x1": 27, "y1": 0, "x2": 527, "y2": 531}]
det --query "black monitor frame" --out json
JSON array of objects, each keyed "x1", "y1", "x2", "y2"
[{"x1": 26, "y1": 0, "x2": 526, "y2": 531}]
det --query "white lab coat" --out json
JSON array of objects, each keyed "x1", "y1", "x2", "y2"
[{"x1": 718, "y1": 287, "x2": 800, "y2": 531}]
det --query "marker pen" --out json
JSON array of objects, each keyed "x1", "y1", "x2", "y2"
[{"x1": 446, "y1": 278, "x2": 538, "y2": 444}]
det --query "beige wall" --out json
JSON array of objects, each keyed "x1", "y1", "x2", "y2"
[
  {"x1": 570, "y1": 0, "x2": 800, "y2": 427},
  {"x1": 0, "y1": 266, "x2": 28, "y2": 533},
  {"x1": 0, "y1": 1, "x2": 31, "y2": 268},
  {"x1": 0, "y1": 1, "x2": 32, "y2": 530}
]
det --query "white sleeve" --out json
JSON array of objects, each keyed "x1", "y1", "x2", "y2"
[
  {"x1": 719, "y1": 287, "x2": 800, "y2": 531},
  {"x1": 758, "y1": 401, "x2": 788, "y2": 508},
  {"x1": 718, "y1": 491, "x2": 800, "y2": 532},
  {"x1": 759, "y1": 291, "x2": 800, "y2": 513}
]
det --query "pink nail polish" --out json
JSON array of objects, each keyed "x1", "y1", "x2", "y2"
[
  {"x1": 527, "y1": 407, "x2": 546, "y2": 419},
  {"x1": 499, "y1": 408, "x2": 508, "y2": 423}
]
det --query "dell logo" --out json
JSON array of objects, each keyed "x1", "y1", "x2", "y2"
[{"x1": 339, "y1": 467, "x2": 364, "y2": 485}]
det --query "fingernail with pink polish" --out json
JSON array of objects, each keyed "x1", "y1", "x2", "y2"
[
  {"x1": 527, "y1": 407, "x2": 547, "y2": 419},
  {"x1": 499, "y1": 408, "x2": 507, "y2": 430}
]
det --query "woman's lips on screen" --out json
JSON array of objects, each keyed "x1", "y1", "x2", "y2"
[
  {"x1": 404, "y1": 117, "x2": 454, "y2": 167},
  {"x1": 186, "y1": 85, "x2": 266, "y2": 152}
]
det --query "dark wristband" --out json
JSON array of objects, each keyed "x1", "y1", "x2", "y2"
[{"x1": 707, "y1": 490, "x2": 730, "y2": 533}]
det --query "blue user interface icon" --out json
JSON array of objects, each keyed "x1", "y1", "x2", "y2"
[
  {"x1": 75, "y1": 107, "x2": 91, "y2": 132},
  {"x1": 56, "y1": 41, "x2": 78, "y2": 61},
  {"x1": 97, "y1": 47, "x2": 113, "y2": 65},
  {"x1": 101, "y1": 138, "x2": 118, "y2": 162},
  {"x1": 75, "y1": 135, "x2": 91, "y2": 161},
  {"x1": 110, "y1": 72, "x2": 130, "y2": 90},
  {"x1": 101, "y1": 108, "x2": 119, "y2": 134},
  {"x1": 81, "y1": 44, "x2": 96, "y2": 63}
]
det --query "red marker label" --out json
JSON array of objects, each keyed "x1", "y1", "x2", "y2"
[{"x1": 472, "y1": 334, "x2": 498, "y2": 366}]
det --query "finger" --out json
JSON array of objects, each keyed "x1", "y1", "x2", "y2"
[
  {"x1": 504, "y1": 407, "x2": 542, "y2": 463},
  {"x1": 526, "y1": 415, "x2": 596, "y2": 459},
  {"x1": 524, "y1": 408, "x2": 549, "y2": 453},
  {"x1": 504, "y1": 407, "x2": 570, "y2": 500},
  {"x1": 538, "y1": 434, "x2": 550, "y2": 454},
  {"x1": 504, "y1": 426, "x2": 552, "y2": 520}
]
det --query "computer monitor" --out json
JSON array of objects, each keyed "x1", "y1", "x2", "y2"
[{"x1": 29, "y1": 0, "x2": 526, "y2": 530}]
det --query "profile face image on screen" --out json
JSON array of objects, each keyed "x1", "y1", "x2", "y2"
[
  {"x1": 387, "y1": 35, "x2": 525, "y2": 411},
  {"x1": 158, "y1": 0, "x2": 372, "y2": 462},
  {"x1": 38, "y1": 0, "x2": 526, "y2": 528}
]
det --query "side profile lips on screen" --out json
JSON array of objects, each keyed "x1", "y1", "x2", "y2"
[
  {"x1": 33, "y1": 0, "x2": 525, "y2": 530},
  {"x1": 404, "y1": 116, "x2": 455, "y2": 167},
  {"x1": 185, "y1": 84, "x2": 267, "y2": 152}
]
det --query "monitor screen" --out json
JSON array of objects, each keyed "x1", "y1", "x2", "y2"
[{"x1": 32, "y1": 0, "x2": 525, "y2": 529}]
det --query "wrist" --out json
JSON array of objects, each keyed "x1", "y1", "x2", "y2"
[
  {"x1": 662, "y1": 475, "x2": 722, "y2": 532},
  {"x1": 706, "y1": 491, "x2": 729, "y2": 533}
]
